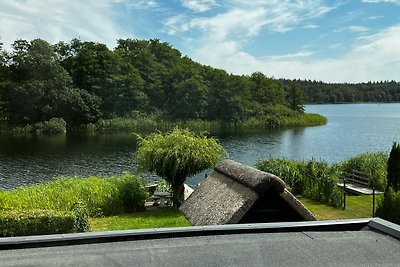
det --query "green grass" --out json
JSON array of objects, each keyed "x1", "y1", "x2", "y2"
[
  {"x1": 0, "y1": 174, "x2": 148, "y2": 216},
  {"x1": 300, "y1": 194, "x2": 383, "y2": 220},
  {"x1": 90, "y1": 208, "x2": 190, "y2": 231}
]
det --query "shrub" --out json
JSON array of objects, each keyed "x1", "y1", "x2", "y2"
[
  {"x1": 256, "y1": 158, "x2": 343, "y2": 208},
  {"x1": 34, "y1": 117, "x2": 67, "y2": 135},
  {"x1": 0, "y1": 174, "x2": 148, "y2": 216},
  {"x1": 0, "y1": 209, "x2": 89, "y2": 237},
  {"x1": 387, "y1": 142, "x2": 400, "y2": 192},
  {"x1": 376, "y1": 189, "x2": 400, "y2": 225},
  {"x1": 339, "y1": 152, "x2": 388, "y2": 191}
]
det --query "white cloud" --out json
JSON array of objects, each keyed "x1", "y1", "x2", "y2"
[
  {"x1": 0, "y1": 0, "x2": 129, "y2": 49},
  {"x1": 348, "y1": 25, "x2": 369, "y2": 32},
  {"x1": 164, "y1": 0, "x2": 336, "y2": 38},
  {"x1": 361, "y1": 0, "x2": 400, "y2": 4},
  {"x1": 192, "y1": 24, "x2": 400, "y2": 82},
  {"x1": 181, "y1": 0, "x2": 216, "y2": 12}
]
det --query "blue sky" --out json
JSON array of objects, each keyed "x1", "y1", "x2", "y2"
[{"x1": 1, "y1": 0, "x2": 400, "y2": 82}]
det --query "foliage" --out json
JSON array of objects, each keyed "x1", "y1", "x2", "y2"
[
  {"x1": 33, "y1": 117, "x2": 67, "y2": 135},
  {"x1": 90, "y1": 208, "x2": 190, "y2": 231},
  {"x1": 157, "y1": 179, "x2": 172, "y2": 192},
  {"x1": 0, "y1": 209, "x2": 88, "y2": 237},
  {"x1": 135, "y1": 128, "x2": 226, "y2": 207},
  {"x1": 71, "y1": 202, "x2": 91, "y2": 232},
  {"x1": 282, "y1": 80, "x2": 305, "y2": 112},
  {"x1": 0, "y1": 174, "x2": 148, "y2": 216},
  {"x1": 339, "y1": 152, "x2": 388, "y2": 191},
  {"x1": 376, "y1": 188, "x2": 400, "y2": 225},
  {"x1": 1, "y1": 37, "x2": 327, "y2": 132},
  {"x1": 280, "y1": 79, "x2": 400, "y2": 104},
  {"x1": 386, "y1": 142, "x2": 400, "y2": 192},
  {"x1": 256, "y1": 158, "x2": 343, "y2": 208},
  {"x1": 2, "y1": 39, "x2": 101, "y2": 127}
]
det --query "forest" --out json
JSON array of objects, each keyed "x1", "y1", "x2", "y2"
[
  {"x1": 281, "y1": 79, "x2": 400, "y2": 104},
  {"x1": 0, "y1": 38, "x2": 307, "y2": 130},
  {"x1": 1, "y1": 38, "x2": 398, "y2": 131}
]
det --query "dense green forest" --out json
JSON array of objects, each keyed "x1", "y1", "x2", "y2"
[
  {"x1": 281, "y1": 79, "x2": 400, "y2": 103},
  {"x1": 0, "y1": 38, "x2": 310, "y2": 131}
]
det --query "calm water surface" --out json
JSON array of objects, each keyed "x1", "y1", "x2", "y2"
[{"x1": 1, "y1": 103, "x2": 399, "y2": 189}]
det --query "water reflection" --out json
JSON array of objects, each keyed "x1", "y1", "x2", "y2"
[{"x1": 1, "y1": 103, "x2": 400, "y2": 189}]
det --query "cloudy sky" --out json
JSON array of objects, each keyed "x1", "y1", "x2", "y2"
[{"x1": 1, "y1": 0, "x2": 400, "y2": 83}]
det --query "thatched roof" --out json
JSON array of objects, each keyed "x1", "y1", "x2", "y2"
[{"x1": 180, "y1": 159, "x2": 316, "y2": 226}]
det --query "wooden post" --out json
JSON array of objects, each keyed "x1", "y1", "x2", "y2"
[{"x1": 372, "y1": 187, "x2": 375, "y2": 217}]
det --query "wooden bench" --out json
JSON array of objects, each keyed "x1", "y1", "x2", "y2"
[
  {"x1": 337, "y1": 170, "x2": 376, "y2": 195},
  {"x1": 337, "y1": 170, "x2": 381, "y2": 216}
]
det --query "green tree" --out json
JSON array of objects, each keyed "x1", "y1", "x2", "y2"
[
  {"x1": 135, "y1": 128, "x2": 226, "y2": 207},
  {"x1": 0, "y1": 40, "x2": 9, "y2": 121},
  {"x1": 5, "y1": 39, "x2": 101, "y2": 126},
  {"x1": 286, "y1": 81, "x2": 305, "y2": 112},
  {"x1": 386, "y1": 142, "x2": 400, "y2": 192}
]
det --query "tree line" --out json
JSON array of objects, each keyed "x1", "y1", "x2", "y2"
[
  {"x1": 0, "y1": 38, "x2": 306, "y2": 129},
  {"x1": 2, "y1": 38, "x2": 398, "y2": 129},
  {"x1": 281, "y1": 79, "x2": 400, "y2": 104}
]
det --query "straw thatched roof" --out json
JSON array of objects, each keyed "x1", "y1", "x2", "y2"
[{"x1": 180, "y1": 159, "x2": 316, "y2": 226}]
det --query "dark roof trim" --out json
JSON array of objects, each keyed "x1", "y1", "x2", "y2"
[
  {"x1": 214, "y1": 159, "x2": 287, "y2": 194},
  {"x1": 2, "y1": 218, "x2": 396, "y2": 251}
]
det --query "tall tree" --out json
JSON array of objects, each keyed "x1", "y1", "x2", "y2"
[
  {"x1": 0, "y1": 40, "x2": 9, "y2": 121},
  {"x1": 286, "y1": 81, "x2": 305, "y2": 112},
  {"x1": 136, "y1": 128, "x2": 226, "y2": 207},
  {"x1": 5, "y1": 39, "x2": 100, "y2": 126},
  {"x1": 386, "y1": 142, "x2": 400, "y2": 192}
]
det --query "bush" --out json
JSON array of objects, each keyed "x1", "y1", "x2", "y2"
[
  {"x1": 34, "y1": 117, "x2": 67, "y2": 135},
  {"x1": 0, "y1": 174, "x2": 148, "y2": 216},
  {"x1": 339, "y1": 152, "x2": 388, "y2": 191},
  {"x1": 256, "y1": 158, "x2": 343, "y2": 208},
  {"x1": 0, "y1": 209, "x2": 89, "y2": 237},
  {"x1": 376, "y1": 189, "x2": 400, "y2": 225}
]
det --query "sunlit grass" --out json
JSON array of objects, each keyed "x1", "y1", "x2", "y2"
[
  {"x1": 90, "y1": 208, "x2": 190, "y2": 231},
  {"x1": 300, "y1": 194, "x2": 383, "y2": 220}
]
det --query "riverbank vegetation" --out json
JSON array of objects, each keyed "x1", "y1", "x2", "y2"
[
  {"x1": 0, "y1": 38, "x2": 323, "y2": 135},
  {"x1": 0, "y1": 174, "x2": 148, "y2": 236},
  {"x1": 256, "y1": 152, "x2": 388, "y2": 208},
  {"x1": 0, "y1": 174, "x2": 147, "y2": 216}
]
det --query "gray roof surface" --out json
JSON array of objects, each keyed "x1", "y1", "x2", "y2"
[
  {"x1": 0, "y1": 218, "x2": 400, "y2": 266},
  {"x1": 1, "y1": 229, "x2": 399, "y2": 267}
]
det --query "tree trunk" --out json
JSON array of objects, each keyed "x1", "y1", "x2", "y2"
[{"x1": 172, "y1": 183, "x2": 184, "y2": 208}]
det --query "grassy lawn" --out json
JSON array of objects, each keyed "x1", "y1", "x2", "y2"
[
  {"x1": 300, "y1": 194, "x2": 383, "y2": 220},
  {"x1": 90, "y1": 195, "x2": 383, "y2": 232},
  {"x1": 90, "y1": 208, "x2": 191, "y2": 231}
]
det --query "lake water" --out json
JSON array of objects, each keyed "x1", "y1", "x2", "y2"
[{"x1": 1, "y1": 103, "x2": 400, "y2": 189}]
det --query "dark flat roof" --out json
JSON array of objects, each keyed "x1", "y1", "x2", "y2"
[{"x1": 0, "y1": 218, "x2": 399, "y2": 266}]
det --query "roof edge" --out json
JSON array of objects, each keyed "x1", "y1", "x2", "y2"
[
  {"x1": 214, "y1": 159, "x2": 287, "y2": 193},
  {"x1": 0, "y1": 218, "x2": 376, "y2": 251}
]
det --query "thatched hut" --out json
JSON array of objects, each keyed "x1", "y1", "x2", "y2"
[{"x1": 180, "y1": 159, "x2": 316, "y2": 226}]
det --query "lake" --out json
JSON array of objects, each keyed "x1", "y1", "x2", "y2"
[{"x1": 1, "y1": 103, "x2": 400, "y2": 189}]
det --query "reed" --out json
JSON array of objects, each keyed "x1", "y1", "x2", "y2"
[{"x1": 0, "y1": 173, "x2": 148, "y2": 216}]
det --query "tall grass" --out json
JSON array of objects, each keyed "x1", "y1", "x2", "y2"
[
  {"x1": 0, "y1": 173, "x2": 148, "y2": 216},
  {"x1": 339, "y1": 152, "x2": 388, "y2": 191},
  {"x1": 256, "y1": 158, "x2": 343, "y2": 208},
  {"x1": 257, "y1": 152, "x2": 389, "y2": 208},
  {"x1": 89, "y1": 113, "x2": 327, "y2": 133}
]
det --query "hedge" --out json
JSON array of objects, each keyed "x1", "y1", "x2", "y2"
[{"x1": 0, "y1": 209, "x2": 89, "y2": 237}]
